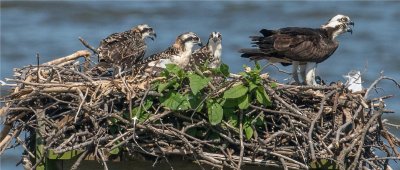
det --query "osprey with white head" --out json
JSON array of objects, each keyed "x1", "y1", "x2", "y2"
[
  {"x1": 240, "y1": 14, "x2": 354, "y2": 86},
  {"x1": 322, "y1": 14, "x2": 354, "y2": 39}
]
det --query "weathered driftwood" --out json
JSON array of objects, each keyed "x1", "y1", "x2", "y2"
[{"x1": 0, "y1": 50, "x2": 399, "y2": 170}]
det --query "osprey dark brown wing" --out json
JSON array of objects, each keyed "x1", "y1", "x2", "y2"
[
  {"x1": 96, "y1": 24, "x2": 156, "y2": 72},
  {"x1": 273, "y1": 28, "x2": 338, "y2": 63},
  {"x1": 190, "y1": 46, "x2": 211, "y2": 67},
  {"x1": 97, "y1": 30, "x2": 131, "y2": 61},
  {"x1": 97, "y1": 30, "x2": 145, "y2": 69},
  {"x1": 136, "y1": 47, "x2": 180, "y2": 74},
  {"x1": 137, "y1": 47, "x2": 179, "y2": 66},
  {"x1": 243, "y1": 27, "x2": 339, "y2": 64},
  {"x1": 115, "y1": 36, "x2": 147, "y2": 67}
]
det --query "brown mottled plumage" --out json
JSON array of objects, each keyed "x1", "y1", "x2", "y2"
[
  {"x1": 135, "y1": 32, "x2": 202, "y2": 74},
  {"x1": 240, "y1": 14, "x2": 354, "y2": 85},
  {"x1": 96, "y1": 24, "x2": 156, "y2": 71},
  {"x1": 191, "y1": 32, "x2": 222, "y2": 69}
]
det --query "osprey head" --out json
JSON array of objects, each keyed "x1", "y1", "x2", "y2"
[
  {"x1": 209, "y1": 31, "x2": 222, "y2": 44},
  {"x1": 175, "y1": 32, "x2": 202, "y2": 51},
  {"x1": 135, "y1": 24, "x2": 157, "y2": 40},
  {"x1": 321, "y1": 14, "x2": 354, "y2": 39}
]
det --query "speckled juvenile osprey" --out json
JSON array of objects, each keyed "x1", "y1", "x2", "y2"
[
  {"x1": 191, "y1": 32, "x2": 222, "y2": 69},
  {"x1": 137, "y1": 32, "x2": 202, "y2": 73},
  {"x1": 97, "y1": 24, "x2": 156, "y2": 71},
  {"x1": 240, "y1": 14, "x2": 354, "y2": 85}
]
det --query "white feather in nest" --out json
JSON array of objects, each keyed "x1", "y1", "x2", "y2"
[{"x1": 344, "y1": 70, "x2": 363, "y2": 92}]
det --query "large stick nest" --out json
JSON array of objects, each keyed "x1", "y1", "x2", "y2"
[{"x1": 1, "y1": 50, "x2": 399, "y2": 170}]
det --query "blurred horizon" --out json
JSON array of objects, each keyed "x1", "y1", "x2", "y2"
[{"x1": 1, "y1": 1, "x2": 399, "y2": 169}]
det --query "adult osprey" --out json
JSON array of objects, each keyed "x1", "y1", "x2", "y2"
[
  {"x1": 136, "y1": 32, "x2": 202, "y2": 73},
  {"x1": 240, "y1": 14, "x2": 354, "y2": 85},
  {"x1": 191, "y1": 32, "x2": 222, "y2": 69},
  {"x1": 97, "y1": 24, "x2": 156, "y2": 71}
]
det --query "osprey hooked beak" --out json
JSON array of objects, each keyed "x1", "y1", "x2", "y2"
[
  {"x1": 347, "y1": 21, "x2": 354, "y2": 34},
  {"x1": 195, "y1": 36, "x2": 203, "y2": 46},
  {"x1": 149, "y1": 32, "x2": 157, "y2": 41},
  {"x1": 212, "y1": 37, "x2": 219, "y2": 43}
]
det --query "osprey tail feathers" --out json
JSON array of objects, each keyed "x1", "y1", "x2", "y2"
[
  {"x1": 240, "y1": 48, "x2": 292, "y2": 66},
  {"x1": 259, "y1": 29, "x2": 275, "y2": 37},
  {"x1": 239, "y1": 49, "x2": 265, "y2": 60}
]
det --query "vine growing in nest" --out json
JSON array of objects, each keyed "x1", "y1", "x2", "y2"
[{"x1": 138, "y1": 62, "x2": 275, "y2": 140}]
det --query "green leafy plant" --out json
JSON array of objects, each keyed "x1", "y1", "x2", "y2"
[
  {"x1": 218, "y1": 62, "x2": 272, "y2": 139},
  {"x1": 131, "y1": 99, "x2": 153, "y2": 123},
  {"x1": 151, "y1": 62, "x2": 273, "y2": 140}
]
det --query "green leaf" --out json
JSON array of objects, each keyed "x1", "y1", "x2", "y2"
[
  {"x1": 188, "y1": 94, "x2": 204, "y2": 112},
  {"x1": 255, "y1": 115, "x2": 265, "y2": 126},
  {"x1": 138, "y1": 113, "x2": 150, "y2": 123},
  {"x1": 165, "y1": 64, "x2": 184, "y2": 77},
  {"x1": 173, "y1": 81, "x2": 181, "y2": 89},
  {"x1": 238, "y1": 94, "x2": 250, "y2": 109},
  {"x1": 186, "y1": 128, "x2": 198, "y2": 138},
  {"x1": 270, "y1": 82, "x2": 278, "y2": 89},
  {"x1": 249, "y1": 81, "x2": 258, "y2": 92},
  {"x1": 108, "y1": 117, "x2": 118, "y2": 125},
  {"x1": 188, "y1": 73, "x2": 210, "y2": 95},
  {"x1": 224, "y1": 110, "x2": 238, "y2": 127},
  {"x1": 166, "y1": 64, "x2": 181, "y2": 73},
  {"x1": 109, "y1": 147, "x2": 120, "y2": 155},
  {"x1": 143, "y1": 99, "x2": 153, "y2": 110},
  {"x1": 223, "y1": 84, "x2": 248, "y2": 99},
  {"x1": 244, "y1": 121, "x2": 254, "y2": 140},
  {"x1": 131, "y1": 106, "x2": 142, "y2": 118},
  {"x1": 309, "y1": 159, "x2": 338, "y2": 169},
  {"x1": 239, "y1": 72, "x2": 247, "y2": 77},
  {"x1": 220, "y1": 98, "x2": 237, "y2": 108},
  {"x1": 157, "y1": 82, "x2": 170, "y2": 93},
  {"x1": 254, "y1": 61, "x2": 261, "y2": 70},
  {"x1": 159, "y1": 69, "x2": 168, "y2": 76},
  {"x1": 207, "y1": 131, "x2": 221, "y2": 142},
  {"x1": 207, "y1": 102, "x2": 223, "y2": 125},
  {"x1": 256, "y1": 87, "x2": 271, "y2": 106},
  {"x1": 131, "y1": 100, "x2": 153, "y2": 122},
  {"x1": 219, "y1": 63, "x2": 230, "y2": 77},
  {"x1": 161, "y1": 92, "x2": 190, "y2": 111},
  {"x1": 157, "y1": 78, "x2": 178, "y2": 93},
  {"x1": 109, "y1": 125, "x2": 119, "y2": 134}
]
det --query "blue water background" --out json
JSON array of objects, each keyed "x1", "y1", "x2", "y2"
[{"x1": 1, "y1": 1, "x2": 399, "y2": 169}]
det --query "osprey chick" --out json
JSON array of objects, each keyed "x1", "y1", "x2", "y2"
[
  {"x1": 240, "y1": 14, "x2": 354, "y2": 85},
  {"x1": 97, "y1": 24, "x2": 156, "y2": 71},
  {"x1": 191, "y1": 32, "x2": 222, "y2": 69},
  {"x1": 138, "y1": 32, "x2": 202, "y2": 73}
]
